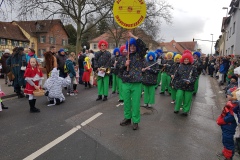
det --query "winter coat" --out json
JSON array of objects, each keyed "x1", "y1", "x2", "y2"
[
  {"x1": 65, "y1": 59, "x2": 76, "y2": 78},
  {"x1": 193, "y1": 59, "x2": 203, "y2": 75},
  {"x1": 120, "y1": 39, "x2": 146, "y2": 83},
  {"x1": 78, "y1": 54, "x2": 86, "y2": 70},
  {"x1": 6, "y1": 53, "x2": 27, "y2": 86},
  {"x1": 162, "y1": 59, "x2": 174, "y2": 75},
  {"x1": 110, "y1": 55, "x2": 120, "y2": 75},
  {"x1": 1, "y1": 52, "x2": 10, "y2": 73},
  {"x1": 173, "y1": 63, "x2": 198, "y2": 91},
  {"x1": 94, "y1": 50, "x2": 111, "y2": 71},
  {"x1": 56, "y1": 54, "x2": 68, "y2": 73},
  {"x1": 142, "y1": 60, "x2": 158, "y2": 85},
  {"x1": 82, "y1": 63, "x2": 92, "y2": 82},
  {"x1": 169, "y1": 62, "x2": 180, "y2": 76},
  {"x1": 116, "y1": 56, "x2": 126, "y2": 79}
]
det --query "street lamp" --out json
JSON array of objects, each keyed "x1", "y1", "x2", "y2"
[
  {"x1": 222, "y1": 7, "x2": 229, "y2": 17},
  {"x1": 211, "y1": 34, "x2": 213, "y2": 55}
]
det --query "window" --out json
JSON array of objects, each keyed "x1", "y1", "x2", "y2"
[
  {"x1": 12, "y1": 40, "x2": 19, "y2": 46},
  {"x1": 231, "y1": 45, "x2": 234, "y2": 54},
  {"x1": 49, "y1": 37, "x2": 54, "y2": 44},
  {"x1": 1, "y1": 39, "x2": 6, "y2": 45},
  {"x1": 62, "y1": 39, "x2": 66, "y2": 46},
  {"x1": 229, "y1": 27, "x2": 232, "y2": 38},
  {"x1": 93, "y1": 44, "x2": 97, "y2": 49},
  {"x1": 226, "y1": 50, "x2": 227, "y2": 55},
  {"x1": 233, "y1": 22, "x2": 235, "y2": 35},
  {"x1": 23, "y1": 42, "x2": 29, "y2": 48},
  {"x1": 31, "y1": 43, "x2": 35, "y2": 49},
  {"x1": 38, "y1": 49, "x2": 46, "y2": 58},
  {"x1": 40, "y1": 36, "x2": 46, "y2": 43}
]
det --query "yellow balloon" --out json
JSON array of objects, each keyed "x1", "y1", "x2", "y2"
[{"x1": 113, "y1": 0, "x2": 146, "y2": 29}]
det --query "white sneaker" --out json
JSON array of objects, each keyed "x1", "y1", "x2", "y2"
[
  {"x1": 148, "y1": 104, "x2": 152, "y2": 107},
  {"x1": 171, "y1": 101, "x2": 175, "y2": 104},
  {"x1": 70, "y1": 93, "x2": 75, "y2": 96},
  {"x1": 143, "y1": 104, "x2": 148, "y2": 107},
  {"x1": 67, "y1": 92, "x2": 70, "y2": 95}
]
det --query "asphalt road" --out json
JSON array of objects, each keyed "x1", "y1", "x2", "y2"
[{"x1": 0, "y1": 75, "x2": 231, "y2": 160}]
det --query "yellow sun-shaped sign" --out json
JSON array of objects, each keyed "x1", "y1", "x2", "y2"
[{"x1": 113, "y1": 0, "x2": 146, "y2": 29}]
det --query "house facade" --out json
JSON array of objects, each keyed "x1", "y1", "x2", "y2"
[
  {"x1": 0, "y1": 22, "x2": 29, "y2": 55},
  {"x1": 12, "y1": 19, "x2": 69, "y2": 57},
  {"x1": 159, "y1": 40, "x2": 198, "y2": 54},
  {"x1": 224, "y1": 0, "x2": 240, "y2": 55}
]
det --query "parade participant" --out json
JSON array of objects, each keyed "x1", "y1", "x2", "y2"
[
  {"x1": 65, "y1": 52, "x2": 76, "y2": 95},
  {"x1": 43, "y1": 68, "x2": 71, "y2": 106},
  {"x1": 173, "y1": 52, "x2": 198, "y2": 116},
  {"x1": 24, "y1": 58, "x2": 44, "y2": 113},
  {"x1": 6, "y1": 47, "x2": 27, "y2": 98},
  {"x1": 44, "y1": 46, "x2": 57, "y2": 78},
  {"x1": 192, "y1": 51, "x2": 203, "y2": 95},
  {"x1": 160, "y1": 52, "x2": 174, "y2": 95},
  {"x1": 94, "y1": 40, "x2": 111, "y2": 101},
  {"x1": 169, "y1": 54, "x2": 182, "y2": 104},
  {"x1": 116, "y1": 45, "x2": 127, "y2": 103},
  {"x1": 142, "y1": 51, "x2": 158, "y2": 108},
  {"x1": 82, "y1": 57, "x2": 92, "y2": 89},
  {"x1": 155, "y1": 49, "x2": 163, "y2": 89},
  {"x1": 217, "y1": 88, "x2": 238, "y2": 160},
  {"x1": 26, "y1": 48, "x2": 37, "y2": 63},
  {"x1": 119, "y1": 32, "x2": 146, "y2": 130},
  {"x1": 111, "y1": 48, "x2": 121, "y2": 94},
  {"x1": 57, "y1": 48, "x2": 68, "y2": 78},
  {"x1": 1, "y1": 49, "x2": 11, "y2": 85}
]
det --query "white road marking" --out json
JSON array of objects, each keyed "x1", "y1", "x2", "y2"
[
  {"x1": 23, "y1": 112, "x2": 103, "y2": 160},
  {"x1": 23, "y1": 125, "x2": 81, "y2": 160},
  {"x1": 81, "y1": 112, "x2": 103, "y2": 126}
]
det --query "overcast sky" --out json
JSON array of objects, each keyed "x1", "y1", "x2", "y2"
[{"x1": 161, "y1": 0, "x2": 231, "y2": 54}]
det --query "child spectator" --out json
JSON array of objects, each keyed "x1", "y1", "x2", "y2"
[
  {"x1": 225, "y1": 75, "x2": 238, "y2": 95},
  {"x1": 73, "y1": 64, "x2": 79, "y2": 93},
  {"x1": 65, "y1": 52, "x2": 76, "y2": 95},
  {"x1": 217, "y1": 87, "x2": 238, "y2": 160},
  {"x1": 24, "y1": 58, "x2": 44, "y2": 113},
  {"x1": 82, "y1": 57, "x2": 92, "y2": 89}
]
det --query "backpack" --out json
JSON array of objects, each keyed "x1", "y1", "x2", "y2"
[{"x1": 64, "y1": 63, "x2": 69, "y2": 73}]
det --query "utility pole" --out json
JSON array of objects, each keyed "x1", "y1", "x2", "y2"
[{"x1": 211, "y1": 34, "x2": 213, "y2": 55}]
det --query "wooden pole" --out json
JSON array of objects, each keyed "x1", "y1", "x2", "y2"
[{"x1": 127, "y1": 37, "x2": 130, "y2": 71}]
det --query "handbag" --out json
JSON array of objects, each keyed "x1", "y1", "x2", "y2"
[{"x1": 7, "y1": 71, "x2": 15, "y2": 81}]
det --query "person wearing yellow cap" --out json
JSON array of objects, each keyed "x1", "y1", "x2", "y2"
[
  {"x1": 160, "y1": 52, "x2": 174, "y2": 95},
  {"x1": 169, "y1": 54, "x2": 182, "y2": 104}
]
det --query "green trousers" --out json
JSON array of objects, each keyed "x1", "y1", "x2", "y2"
[
  {"x1": 171, "y1": 88, "x2": 177, "y2": 101},
  {"x1": 174, "y1": 90, "x2": 193, "y2": 113},
  {"x1": 97, "y1": 76, "x2": 109, "y2": 96},
  {"x1": 118, "y1": 77, "x2": 123, "y2": 100},
  {"x1": 143, "y1": 85, "x2": 155, "y2": 104},
  {"x1": 122, "y1": 82, "x2": 142, "y2": 123},
  {"x1": 112, "y1": 74, "x2": 118, "y2": 92},
  {"x1": 155, "y1": 72, "x2": 161, "y2": 88},
  {"x1": 193, "y1": 76, "x2": 200, "y2": 94},
  {"x1": 161, "y1": 72, "x2": 167, "y2": 92}
]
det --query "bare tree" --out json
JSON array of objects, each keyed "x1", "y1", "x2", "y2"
[
  {"x1": 15, "y1": 0, "x2": 113, "y2": 53},
  {"x1": 0, "y1": 0, "x2": 15, "y2": 21},
  {"x1": 101, "y1": 0, "x2": 173, "y2": 49}
]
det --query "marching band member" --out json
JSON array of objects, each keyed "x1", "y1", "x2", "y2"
[
  {"x1": 94, "y1": 40, "x2": 111, "y2": 101},
  {"x1": 160, "y1": 52, "x2": 174, "y2": 95},
  {"x1": 111, "y1": 48, "x2": 121, "y2": 94},
  {"x1": 142, "y1": 51, "x2": 158, "y2": 108},
  {"x1": 119, "y1": 32, "x2": 146, "y2": 130},
  {"x1": 155, "y1": 49, "x2": 163, "y2": 89},
  {"x1": 173, "y1": 52, "x2": 198, "y2": 116},
  {"x1": 169, "y1": 54, "x2": 182, "y2": 104},
  {"x1": 192, "y1": 51, "x2": 203, "y2": 95},
  {"x1": 116, "y1": 45, "x2": 127, "y2": 103}
]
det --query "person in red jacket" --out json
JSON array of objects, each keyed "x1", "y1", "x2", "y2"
[
  {"x1": 216, "y1": 87, "x2": 238, "y2": 160},
  {"x1": 24, "y1": 58, "x2": 44, "y2": 113},
  {"x1": 82, "y1": 57, "x2": 92, "y2": 89}
]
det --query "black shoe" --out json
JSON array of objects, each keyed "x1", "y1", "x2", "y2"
[
  {"x1": 174, "y1": 111, "x2": 179, "y2": 114},
  {"x1": 160, "y1": 92, "x2": 164, "y2": 94},
  {"x1": 112, "y1": 91, "x2": 116, "y2": 94},
  {"x1": 96, "y1": 95, "x2": 102, "y2": 101},
  {"x1": 120, "y1": 119, "x2": 131, "y2": 126},
  {"x1": 132, "y1": 123, "x2": 138, "y2": 130},
  {"x1": 193, "y1": 93, "x2": 196, "y2": 96},
  {"x1": 181, "y1": 112, "x2": 188, "y2": 116},
  {"x1": 30, "y1": 108, "x2": 40, "y2": 113},
  {"x1": 17, "y1": 93, "x2": 25, "y2": 98},
  {"x1": 118, "y1": 99, "x2": 124, "y2": 102},
  {"x1": 103, "y1": 96, "x2": 108, "y2": 101}
]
